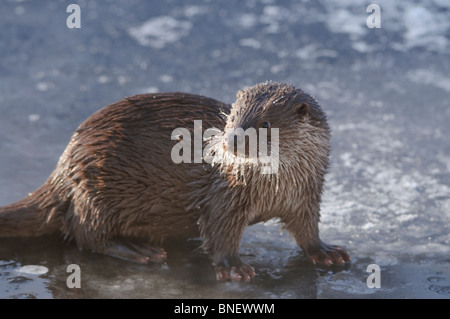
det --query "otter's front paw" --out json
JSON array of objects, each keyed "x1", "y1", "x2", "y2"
[
  {"x1": 304, "y1": 242, "x2": 350, "y2": 266},
  {"x1": 215, "y1": 256, "x2": 255, "y2": 282}
]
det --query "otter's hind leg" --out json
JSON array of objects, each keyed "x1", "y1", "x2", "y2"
[
  {"x1": 100, "y1": 241, "x2": 167, "y2": 264},
  {"x1": 65, "y1": 190, "x2": 167, "y2": 264}
]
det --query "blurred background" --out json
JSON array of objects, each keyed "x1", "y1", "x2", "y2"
[{"x1": 0, "y1": 0, "x2": 449, "y2": 298}]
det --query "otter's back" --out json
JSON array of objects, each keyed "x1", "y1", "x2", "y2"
[{"x1": 57, "y1": 93, "x2": 230, "y2": 243}]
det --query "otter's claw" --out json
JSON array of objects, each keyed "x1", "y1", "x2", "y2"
[
  {"x1": 305, "y1": 242, "x2": 350, "y2": 266},
  {"x1": 216, "y1": 264, "x2": 255, "y2": 282},
  {"x1": 215, "y1": 256, "x2": 255, "y2": 282}
]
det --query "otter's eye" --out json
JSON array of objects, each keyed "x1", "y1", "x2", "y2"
[
  {"x1": 261, "y1": 121, "x2": 271, "y2": 129},
  {"x1": 231, "y1": 115, "x2": 235, "y2": 122}
]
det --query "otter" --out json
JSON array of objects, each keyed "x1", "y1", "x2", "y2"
[{"x1": 0, "y1": 82, "x2": 349, "y2": 281}]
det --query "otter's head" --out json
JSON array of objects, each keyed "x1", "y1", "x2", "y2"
[
  {"x1": 205, "y1": 82, "x2": 330, "y2": 179},
  {"x1": 219, "y1": 82, "x2": 330, "y2": 174}
]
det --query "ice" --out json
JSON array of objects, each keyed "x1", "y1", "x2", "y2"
[
  {"x1": 183, "y1": 6, "x2": 207, "y2": 18},
  {"x1": 321, "y1": 1, "x2": 450, "y2": 53},
  {"x1": 128, "y1": 16, "x2": 192, "y2": 49},
  {"x1": 239, "y1": 38, "x2": 262, "y2": 49},
  {"x1": 28, "y1": 114, "x2": 40, "y2": 122},
  {"x1": 144, "y1": 87, "x2": 159, "y2": 93},
  {"x1": 15, "y1": 6, "x2": 25, "y2": 15},
  {"x1": 407, "y1": 69, "x2": 450, "y2": 93},
  {"x1": 326, "y1": 9, "x2": 367, "y2": 37},
  {"x1": 117, "y1": 76, "x2": 128, "y2": 86},
  {"x1": 238, "y1": 13, "x2": 258, "y2": 29},
  {"x1": 0, "y1": 0, "x2": 449, "y2": 300},
  {"x1": 160, "y1": 75, "x2": 174, "y2": 83},
  {"x1": 17, "y1": 265, "x2": 49, "y2": 275},
  {"x1": 35, "y1": 82, "x2": 54, "y2": 92},
  {"x1": 404, "y1": 6, "x2": 449, "y2": 51},
  {"x1": 97, "y1": 75, "x2": 110, "y2": 84}
]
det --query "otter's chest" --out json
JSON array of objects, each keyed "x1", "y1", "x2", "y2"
[{"x1": 239, "y1": 174, "x2": 305, "y2": 223}]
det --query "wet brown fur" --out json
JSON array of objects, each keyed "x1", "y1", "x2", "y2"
[{"x1": 0, "y1": 82, "x2": 349, "y2": 278}]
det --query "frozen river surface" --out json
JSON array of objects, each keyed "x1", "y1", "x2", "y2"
[{"x1": 0, "y1": 0, "x2": 449, "y2": 298}]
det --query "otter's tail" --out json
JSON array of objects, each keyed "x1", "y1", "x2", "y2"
[{"x1": 0, "y1": 183, "x2": 65, "y2": 237}]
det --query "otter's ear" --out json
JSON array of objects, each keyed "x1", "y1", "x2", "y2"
[{"x1": 297, "y1": 102, "x2": 310, "y2": 117}]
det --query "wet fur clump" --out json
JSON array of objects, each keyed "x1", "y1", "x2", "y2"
[{"x1": 0, "y1": 82, "x2": 349, "y2": 281}]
